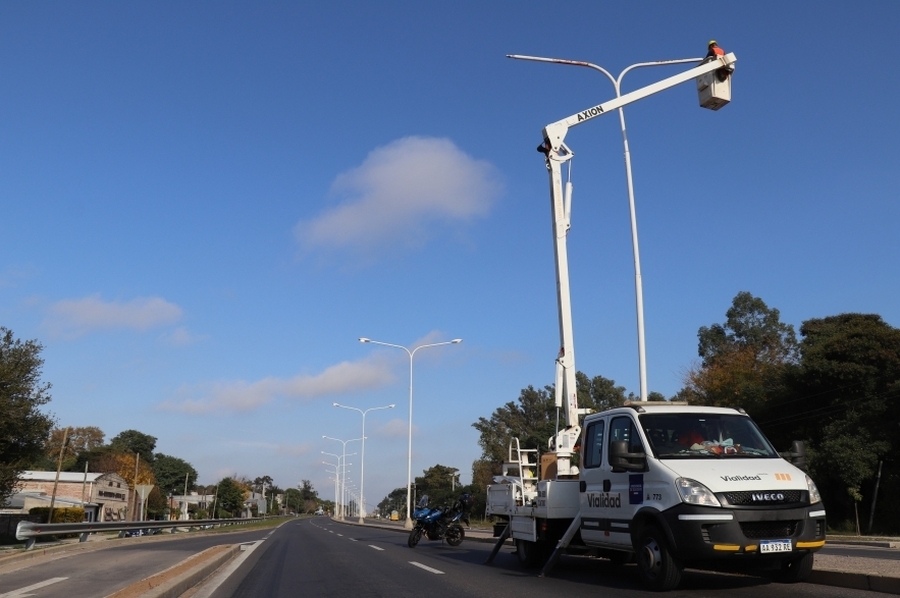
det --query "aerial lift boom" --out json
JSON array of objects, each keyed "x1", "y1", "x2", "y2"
[{"x1": 542, "y1": 53, "x2": 736, "y2": 477}]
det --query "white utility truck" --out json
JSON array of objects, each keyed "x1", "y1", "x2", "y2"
[{"x1": 485, "y1": 52, "x2": 827, "y2": 591}]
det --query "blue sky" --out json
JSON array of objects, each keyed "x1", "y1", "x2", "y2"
[{"x1": 2, "y1": 2, "x2": 898, "y2": 511}]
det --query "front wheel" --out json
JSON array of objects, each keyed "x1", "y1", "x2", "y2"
[
  {"x1": 635, "y1": 525, "x2": 682, "y2": 591},
  {"x1": 445, "y1": 524, "x2": 465, "y2": 547},
  {"x1": 407, "y1": 527, "x2": 423, "y2": 548}
]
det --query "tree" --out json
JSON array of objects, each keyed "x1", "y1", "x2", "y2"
[
  {"x1": 413, "y1": 464, "x2": 460, "y2": 509},
  {"x1": 216, "y1": 477, "x2": 248, "y2": 517},
  {"x1": 0, "y1": 327, "x2": 55, "y2": 505},
  {"x1": 683, "y1": 292, "x2": 798, "y2": 414},
  {"x1": 377, "y1": 487, "x2": 408, "y2": 518},
  {"x1": 109, "y1": 430, "x2": 157, "y2": 464},
  {"x1": 45, "y1": 426, "x2": 105, "y2": 466},
  {"x1": 152, "y1": 454, "x2": 198, "y2": 496},
  {"x1": 775, "y1": 313, "x2": 900, "y2": 530}
]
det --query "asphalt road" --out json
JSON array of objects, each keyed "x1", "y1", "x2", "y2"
[
  {"x1": 196, "y1": 518, "x2": 892, "y2": 598},
  {"x1": 0, "y1": 529, "x2": 271, "y2": 598}
]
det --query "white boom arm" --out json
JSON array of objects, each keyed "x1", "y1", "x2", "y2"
[{"x1": 543, "y1": 53, "x2": 736, "y2": 475}]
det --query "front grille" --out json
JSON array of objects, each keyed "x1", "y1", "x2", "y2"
[
  {"x1": 723, "y1": 490, "x2": 802, "y2": 505},
  {"x1": 740, "y1": 520, "x2": 798, "y2": 539}
]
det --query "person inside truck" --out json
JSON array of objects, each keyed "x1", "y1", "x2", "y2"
[{"x1": 676, "y1": 424, "x2": 704, "y2": 448}]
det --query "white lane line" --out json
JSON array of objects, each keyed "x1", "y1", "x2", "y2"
[
  {"x1": 189, "y1": 541, "x2": 264, "y2": 598},
  {"x1": 409, "y1": 561, "x2": 445, "y2": 575},
  {"x1": 349, "y1": 538, "x2": 358, "y2": 542},
  {"x1": 336, "y1": 533, "x2": 344, "y2": 537},
  {"x1": 0, "y1": 577, "x2": 68, "y2": 598},
  {"x1": 369, "y1": 545, "x2": 385, "y2": 551}
]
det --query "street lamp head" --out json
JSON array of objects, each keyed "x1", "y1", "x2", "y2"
[
  {"x1": 451, "y1": 338, "x2": 462, "y2": 344},
  {"x1": 359, "y1": 337, "x2": 370, "y2": 343}
]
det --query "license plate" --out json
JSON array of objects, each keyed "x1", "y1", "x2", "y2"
[{"x1": 760, "y1": 539, "x2": 792, "y2": 553}]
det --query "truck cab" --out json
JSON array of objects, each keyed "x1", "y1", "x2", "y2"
[{"x1": 569, "y1": 403, "x2": 824, "y2": 589}]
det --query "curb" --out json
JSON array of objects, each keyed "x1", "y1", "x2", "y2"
[
  {"x1": 115, "y1": 544, "x2": 242, "y2": 598},
  {"x1": 811, "y1": 569, "x2": 900, "y2": 595}
]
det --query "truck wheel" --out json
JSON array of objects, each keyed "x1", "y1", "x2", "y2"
[
  {"x1": 445, "y1": 524, "x2": 465, "y2": 546},
  {"x1": 407, "y1": 527, "x2": 422, "y2": 548},
  {"x1": 516, "y1": 538, "x2": 545, "y2": 569},
  {"x1": 773, "y1": 552, "x2": 814, "y2": 583},
  {"x1": 636, "y1": 525, "x2": 682, "y2": 591}
]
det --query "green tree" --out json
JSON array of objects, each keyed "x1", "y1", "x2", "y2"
[
  {"x1": 152, "y1": 453, "x2": 198, "y2": 496},
  {"x1": 413, "y1": 464, "x2": 460, "y2": 509},
  {"x1": 377, "y1": 487, "x2": 407, "y2": 518},
  {"x1": 0, "y1": 328, "x2": 55, "y2": 505},
  {"x1": 109, "y1": 430, "x2": 157, "y2": 464},
  {"x1": 216, "y1": 477, "x2": 247, "y2": 517},
  {"x1": 774, "y1": 313, "x2": 900, "y2": 530},
  {"x1": 683, "y1": 292, "x2": 798, "y2": 414}
]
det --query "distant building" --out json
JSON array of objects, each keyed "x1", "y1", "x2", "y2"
[{"x1": 7, "y1": 471, "x2": 130, "y2": 522}]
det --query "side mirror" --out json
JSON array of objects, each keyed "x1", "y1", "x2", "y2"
[
  {"x1": 609, "y1": 440, "x2": 646, "y2": 473},
  {"x1": 780, "y1": 440, "x2": 808, "y2": 471}
]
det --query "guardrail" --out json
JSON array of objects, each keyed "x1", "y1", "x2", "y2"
[{"x1": 15, "y1": 517, "x2": 261, "y2": 550}]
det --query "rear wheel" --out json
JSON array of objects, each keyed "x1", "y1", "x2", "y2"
[
  {"x1": 635, "y1": 525, "x2": 682, "y2": 591},
  {"x1": 516, "y1": 538, "x2": 546, "y2": 569},
  {"x1": 407, "y1": 527, "x2": 423, "y2": 548},
  {"x1": 772, "y1": 552, "x2": 814, "y2": 583},
  {"x1": 445, "y1": 524, "x2": 465, "y2": 546}
]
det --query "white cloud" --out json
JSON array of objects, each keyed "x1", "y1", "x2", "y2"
[
  {"x1": 159, "y1": 357, "x2": 396, "y2": 414},
  {"x1": 44, "y1": 294, "x2": 183, "y2": 337},
  {"x1": 161, "y1": 327, "x2": 205, "y2": 346},
  {"x1": 295, "y1": 136, "x2": 502, "y2": 253}
]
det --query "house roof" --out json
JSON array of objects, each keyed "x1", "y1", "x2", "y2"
[{"x1": 19, "y1": 470, "x2": 124, "y2": 484}]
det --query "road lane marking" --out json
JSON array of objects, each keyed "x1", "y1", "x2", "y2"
[
  {"x1": 349, "y1": 538, "x2": 358, "y2": 541},
  {"x1": 190, "y1": 541, "x2": 264, "y2": 598},
  {"x1": 336, "y1": 533, "x2": 344, "y2": 537},
  {"x1": 409, "y1": 561, "x2": 445, "y2": 575},
  {"x1": 0, "y1": 577, "x2": 68, "y2": 598},
  {"x1": 369, "y1": 545, "x2": 385, "y2": 551}
]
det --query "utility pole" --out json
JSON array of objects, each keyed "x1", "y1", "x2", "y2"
[{"x1": 47, "y1": 427, "x2": 70, "y2": 523}]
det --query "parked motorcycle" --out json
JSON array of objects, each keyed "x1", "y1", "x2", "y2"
[{"x1": 407, "y1": 493, "x2": 473, "y2": 548}]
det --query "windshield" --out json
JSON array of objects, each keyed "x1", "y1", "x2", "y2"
[{"x1": 639, "y1": 413, "x2": 778, "y2": 459}]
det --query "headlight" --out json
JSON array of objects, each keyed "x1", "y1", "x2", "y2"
[
  {"x1": 675, "y1": 477, "x2": 721, "y2": 507},
  {"x1": 806, "y1": 474, "x2": 822, "y2": 505}
]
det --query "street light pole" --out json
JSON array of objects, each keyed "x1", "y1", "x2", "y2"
[
  {"x1": 508, "y1": 54, "x2": 703, "y2": 401},
  {"x1": 359, "y1": 337, "x2": 462, "y2": 529},
  {"x1": 334, "y1": 402, "x2": 395, "y2": 523},
  {"x1": 323, "y1": 436, "x2": 362, "y2": 519}
]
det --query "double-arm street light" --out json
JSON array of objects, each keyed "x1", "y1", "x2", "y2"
[
  {"x1": 334, "y1": 402, "x2": 395, "y2": 522},
  {"x1": 508, "y1": 54, "x2": 704, "y2": 401},
  {"x1": 323, "y1": 436, "x2": 362, "y2": 519},
  {"x1": 359, "y1": 337, "x2": 462, "y2": 528}
]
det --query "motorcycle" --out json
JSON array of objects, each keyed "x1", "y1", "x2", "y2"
[{"x1": 407, "y1": 493, "x2": 473, "y2": 548}]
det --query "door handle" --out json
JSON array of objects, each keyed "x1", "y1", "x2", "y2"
[{"x1": 603, "y1": 479, "x2": 611, "y2": 492}]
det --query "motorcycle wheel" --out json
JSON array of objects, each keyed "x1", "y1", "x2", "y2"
[
  {"x1": 445, "y1": 524, "x2": 465, "y2": 547},
  {"x1": 408, "y1": 527, "x2": 423, "y2": 548}
]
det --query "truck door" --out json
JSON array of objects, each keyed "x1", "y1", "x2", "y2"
[
  {"x1": 579, "y1": 417, "x2": 608, "y2": 546},
  {"x1": 581, "y1": 414, "x2": 644, "y2": 548}
]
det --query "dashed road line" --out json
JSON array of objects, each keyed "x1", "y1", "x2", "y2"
[
  {"x1": 409, "y1": 561, "x2": 445, "y2": 575},
  {"x1": 369, "y1": 545, "x2": 385, "y2": 551},
  {"x1": 0, "y1": 577, "x2": 68, "y2": 598}
]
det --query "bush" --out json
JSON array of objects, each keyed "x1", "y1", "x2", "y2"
[{"x1": 28, "y1": 507, "x2": 86, "y2": 523}]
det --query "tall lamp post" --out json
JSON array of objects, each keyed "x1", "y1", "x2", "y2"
[
  {"x1": 359, "y1": 337, "x2": 462, "y2": 528},
  {"x1": 508, "y1": 54, "x2": 703, "y2": 400},
  {"x1": 334, "y1": 402, "x2": 395, "y2": 522},
  {"x1": 323, "y1": 436, "x2": 362, "y2": 519},
  {"x1": 322, "y1": 456, "x2": 341, "y2": 516}
]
